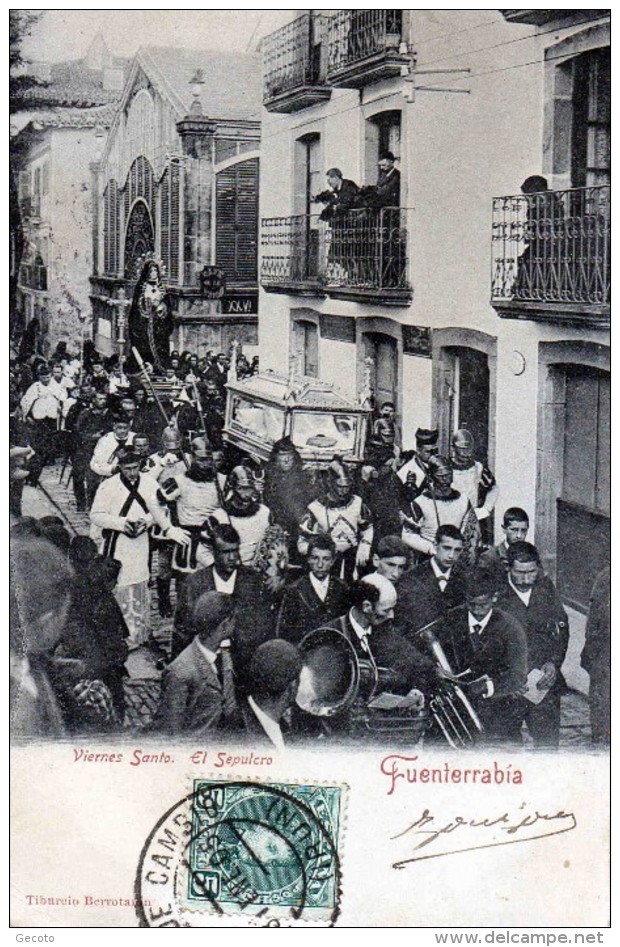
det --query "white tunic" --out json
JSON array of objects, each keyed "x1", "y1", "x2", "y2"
[
  {"x1": 402, "y1": 491, "x2": 470, "y2": 556},
  {"x1": 90, "y1": 472, "x2": 168, "y2": 587},
  {"x1": 212, "y1": 504, "x2": 271, "y2": 565},
  {"x1": 165, "y1": 472, "x2": 226, "y2": 526},
  {"x1": 90, "y1": 431, "x2": 135, "y2": 478},
  {"x1": 20, "y1": 381, "x2": 66, "y2": 421},
  {"x1": 452, "y1": 462, "x2": 499, "y2": 519}
]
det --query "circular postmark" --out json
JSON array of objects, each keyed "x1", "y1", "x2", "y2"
[{"x1": 135, "y1": 781, "x2": 342, "y2": 928}]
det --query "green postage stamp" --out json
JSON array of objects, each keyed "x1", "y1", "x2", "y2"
[{"x1": 185, "y1": 780, "x2": 343, "y2": 923}]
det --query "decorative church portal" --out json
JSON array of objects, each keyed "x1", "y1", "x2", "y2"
[{"x1": 124, "y1": 201, "x2": 155, "y2": 280}]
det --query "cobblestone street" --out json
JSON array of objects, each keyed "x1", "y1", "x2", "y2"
[{"x1": 23, "y1": 462, "x2": 594, "y2": 748}]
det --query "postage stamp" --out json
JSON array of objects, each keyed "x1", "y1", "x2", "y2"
[{"x1": 135, "y1": 779, "x2": 345, "y2": 927}]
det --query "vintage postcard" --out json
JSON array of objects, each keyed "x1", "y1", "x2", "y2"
[{"x1": 9, "y1": 6, "x2": 610, "y2": 931}]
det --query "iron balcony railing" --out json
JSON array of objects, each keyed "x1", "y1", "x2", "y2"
[
  {"x1": 263, "y1": 13, "x2": 329, "y2": 103},
  {"x1": 327, "y1": 10, "x2": 404, "y2": 77},
  {"x1": 261, "y1": 207, "x2": 410, "y2": 295},
  {"x1": 492, "y1": 185, "x2": 610, "y2": 308}
]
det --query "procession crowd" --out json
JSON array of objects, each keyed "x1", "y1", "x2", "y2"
[{"x1": 10, "y1": 336, "x2": 610, "y2": 750}]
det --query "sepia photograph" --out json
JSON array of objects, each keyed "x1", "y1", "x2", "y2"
[{"x1": 9, "y1": 6, "x2": 611, "y2": 930}]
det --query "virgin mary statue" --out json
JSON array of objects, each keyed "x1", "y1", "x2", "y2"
[{"x1": 127, "y1": 261, "x2": 173, "y2": 374}]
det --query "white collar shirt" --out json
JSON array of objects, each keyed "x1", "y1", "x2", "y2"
[
  {"x1": 247, "y1": 696, "x2": 285, "y2": 750},
  {"x1": 195, "y1": 639, "x2": 218, "y2": 668},
  {"x1": 431, "y1": 557, "x2": 452, "y2": 590},
  {"x1": 468, "y1": 610, "x2": 494, "y2": 636},
  {"x1": 508, "y1": 578, "x2": 533, "y2": 607},
  {"x1": 349, "y1": 610, "x2": 372, "y2": 648},
  {"x1": 213, "y1": 569, "x2": 237, "y2": 595},
  {"x1": 309, "y1": 573, "x2": 330, "y2": 602}
]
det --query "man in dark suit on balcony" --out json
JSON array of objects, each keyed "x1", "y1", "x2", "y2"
[
  {"x1": 374, "y1": 151, "x2": 401, "y2": 208},
  {"x1": 314, "y1": 168, "x2": 360, "y2": 222}
]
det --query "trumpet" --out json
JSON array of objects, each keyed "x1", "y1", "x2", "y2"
[{"x1": 415, "y1": 622, "x2": 484, "y2": 750}]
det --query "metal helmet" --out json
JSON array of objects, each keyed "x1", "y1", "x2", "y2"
[
  {"x1": 428, "y1": 454, "x2": 453, "y2": 480},
  {"x1": 229, "y1": 465, "x2": 254, "y2": 490},
  {"x1": 452, "y1": 428, "x2": 475, "y2": 451},
  {"x1": 162, "y1": 426, "x2": 181, "y2": 451},
  {"x1": 190, "y1": 435, "x2": 212, "y2": 459}
]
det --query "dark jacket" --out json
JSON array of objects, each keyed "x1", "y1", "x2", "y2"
[
  {"x1": 324, "y1": 613, "x2": 435, "y2": 698},
  {"x1": 396, "y1": 559, "x2": 468, "y2": 639},
  {"x1": 373, "y1": 168, "x2": 401, "y2": 208},
  {"x1": 157, "y1": 638, "x2": 225, "y2": 736},
  {"x1": 496, "y1": 577, "x2": 569, "y2": 677},
  {"x1": 278, "y1": 574, "x2": 350, "y2": 645},
  {"x1": 318, "y1": 179, "x2": 360, "y2": 222},
  {"x1": 172, "y1": 564, "x2": 255, "y2": 658},
  {"x1": 437, "y1": 605, "x2": 528, "y2": 700}
]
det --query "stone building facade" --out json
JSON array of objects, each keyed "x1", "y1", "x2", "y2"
[{"x1": 91, "y1": 46, "x2": 261, "y2": 358}]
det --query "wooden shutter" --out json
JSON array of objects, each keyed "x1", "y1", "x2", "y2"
[
  {"x1": 103, "y1": 180, "x2": 119, "y2": 275},
  {"x1": 169, "y1": 161, "x2": 180, "y2": 283},
  {"x1": 215, "y1": 158, "x2": 259, "y2": 284}
]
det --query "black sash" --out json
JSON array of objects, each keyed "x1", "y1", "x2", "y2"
[
  {"x1": 101, "y1": 476, "x2": 150, "y2": 560},
  {"x1": 171, "y1": 524, "x2": 204, "y2": 572}
]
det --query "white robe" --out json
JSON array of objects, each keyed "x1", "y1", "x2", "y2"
[{"x1": 90, "y1": 472, "x2": 168, "y2": 587}]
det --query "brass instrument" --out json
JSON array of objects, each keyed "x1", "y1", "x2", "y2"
[
  {"x1": 295, "y1": 625, "x2": 428, "y2": 744},
  {"x1": 414, "y1": 622, "x2": 484, "y2": 749}
]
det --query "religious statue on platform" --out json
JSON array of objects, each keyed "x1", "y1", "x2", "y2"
[{"x1": 127, "y1": 260, "x2": 173, "y2": 375}]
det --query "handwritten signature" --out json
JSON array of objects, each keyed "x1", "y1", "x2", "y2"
[{"x1": 391, "y1": 806, "x2": 576, "y2": 868}]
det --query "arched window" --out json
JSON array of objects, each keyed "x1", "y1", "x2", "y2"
[
  {"x1": 125, "y1": 88, "x2": 155, "y2": 169},
  {"x1": 124, "y1": 200, "x2": 154, "y2": 279}
]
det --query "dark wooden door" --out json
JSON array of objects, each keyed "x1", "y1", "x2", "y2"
[
  {"x1": 455, "y1": 347, "x2": 490, "y2": 463},
  {"x1": 365, "y1": 332, "x2": 397, "y2": 409},
  {"x1": 557, "y1": 366, "x2": 610, "y2": 609}
]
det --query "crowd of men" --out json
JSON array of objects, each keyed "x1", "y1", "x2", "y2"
[{"x1": 10, "y1": 337, "x2": 610, "y2": 750}]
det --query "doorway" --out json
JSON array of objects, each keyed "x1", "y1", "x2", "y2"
[
  {"x1": 556, "y1": 365, "x2": 610, "y2": 608},
  {"x1": 364, "y1": 331, "x2": 398, "y2": 410},
  {"x1": 293, "y1": 319, "x2": 319, "y2": 377}
]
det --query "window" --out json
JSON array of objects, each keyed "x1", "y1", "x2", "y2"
[
  {"x1": 571, "y1": 47, "x2": 610, "y2": 188},
  {"x1": 159, "y1": 161, "x2": 180, "y2": 283},
  {"x1": 103, "y1": 179, "x2": 120, "y2": 275},
  {"x1": 215, "y1": 157, "x2": 259, "y2": 284},
  {"x1": 365, "y1": 110, "x2": 401, "y2": 187}
]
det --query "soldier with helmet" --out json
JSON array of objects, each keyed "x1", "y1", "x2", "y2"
[
  {"x1": 211, "y1": 465, "x2": 272, "y2": 566},
  {"x1": 159, "y1": 435, "x2": 227, "y2": 583},
  {"x1": 401, "y1": 454, "x2": 479, "y2": 564},
  {"x1": 298, "y1": 456, "x2": 374, "y2": 581},
  {"x1": 450, "y1": 428, "x2": 499, "y2": 524}
]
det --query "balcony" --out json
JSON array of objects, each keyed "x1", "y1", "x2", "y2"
[
  {"x1": 19, "y1": 262, "x2": 48, "y2": 292},
  {"x1": 261, "y1": 207, "x2": 412, "y2": 305},
  {"x1": 326, "y1": 10, "x2": 409, "y2": 89},
  {"x1": 263, "y1": 14, "x2": 332, "y2": 113},
  {"x1": 491, "y1": 185, "x2": 610, "y2": 327}
]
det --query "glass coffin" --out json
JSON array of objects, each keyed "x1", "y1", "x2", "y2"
[{"x1": 224, "y1": 369, "x2": 371, "y2": 466}]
